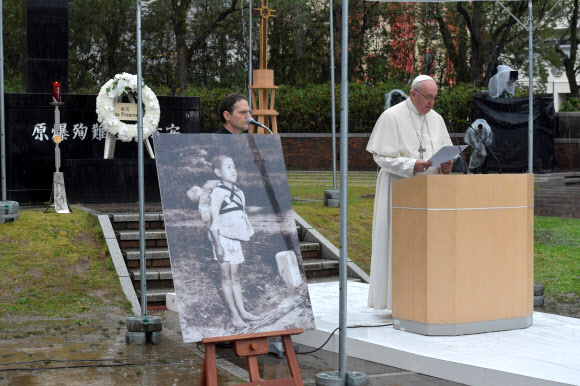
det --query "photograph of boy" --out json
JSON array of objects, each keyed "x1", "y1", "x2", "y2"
[
  {"x1": 207, "y1": 155, "x2": 259, "y2": 327},
  {"x1": 154, "y1": 133, "x2": 315, "y2": 342}
]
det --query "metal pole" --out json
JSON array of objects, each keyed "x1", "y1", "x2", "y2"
[
  {"x1": 330, "y1": 0, "x2": 337, "y2": 190},
  {"x1": 338, "y1": 0, "x2": 348, "y2": 380},
  {"x1": 248, "y1": 0, "x2": 253, "y2": 109},
  {"x1": 136, "y1": 0, "x2": 147, "y2": 317},
  {"x1": 0, "y1": 0, "x2": 6, "y2": 202},
  {"x1": 528, "y1": 0, "x2": 533, "y2": 173}
]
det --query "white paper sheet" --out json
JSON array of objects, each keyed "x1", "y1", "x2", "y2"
[{"x1": 427, "y1": 145, "x2": 469, "y2": 167}]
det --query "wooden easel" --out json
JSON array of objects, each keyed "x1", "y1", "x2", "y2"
[
  {"x1": 249, "y1": 0, "x2": 279, "y2": 134},
  {"x1": 249, "y1": 69, "x2": 279, "y2": 134},
  {"x1": 200, "y1": 329, "x2": 304, "y2": 386}
]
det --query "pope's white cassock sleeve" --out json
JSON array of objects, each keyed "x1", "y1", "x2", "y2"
[{"x1": 366, "y1": 98, "x2": 452, "y2": 310}]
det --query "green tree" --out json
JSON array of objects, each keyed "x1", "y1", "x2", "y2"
[
  {"x1": 2, "y1": 0, "x2": 25, "y2": 92},
  {"x1": 268, "y1": 0, "x2": 331, "y2": 85},
  {"x1": 140, "y1": 0, "x2": 179, "y2": 94},
  {"x1": 535, "y1": 0, "x2": 580, "y2": 99},
  {"x1": 68, "y1": 0, "x2": 136, "y2": 92},
  {"x1": 170, "y1": 0, "x2": 243, "y2": 92}
]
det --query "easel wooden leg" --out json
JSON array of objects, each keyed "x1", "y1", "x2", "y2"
[
  {"x1": 282, "y1": 335, "x2": 303, "y2": 384},
  {"x1": 245, "y1": 356, "x2": 261, "y2": 382},
  {"x1": 200, "y1": 343, "x2": 218, "y2": 386}
]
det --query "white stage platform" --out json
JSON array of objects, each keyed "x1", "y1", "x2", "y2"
[{"x1": 292, "y1": 281, "x2": 580, "y2": 386}]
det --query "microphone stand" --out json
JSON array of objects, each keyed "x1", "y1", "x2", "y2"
[
  {"x1": 470, "y1": 125, "x2": 502, "y2": 174},
  {"x1": 448, "y1": 121, "x2": 468, "y2": 174},
  {"x1": 246, "y1": 117, "x2": 273, "y2": 134}
]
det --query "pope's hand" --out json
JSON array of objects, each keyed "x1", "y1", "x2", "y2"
[
  {"x1": 414, "y1": 160, "x2": 433, "y2": 173},
  {"x1": 440, "y1": 160, "x2": 454, "y2": 173}
]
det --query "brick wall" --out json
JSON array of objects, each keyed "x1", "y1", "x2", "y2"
[
  {"x1": 280, "y1": 133, "x2": 577, "y2": 172},
  {"x1": 554, "y1": 139, "x2": 580, "y2": 171},
  {"x1": 280, "y1": 134, "x2": 375, "y2": 171}
]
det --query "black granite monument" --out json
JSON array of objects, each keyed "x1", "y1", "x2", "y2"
[
  {"x1": 3, "y1": 1, "x2": 201, "y2": 204},
  {"x1": 25, "y1": 0, "x2": 69, "y2": 93}
]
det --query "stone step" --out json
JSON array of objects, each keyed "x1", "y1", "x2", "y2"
[
  {"x1": 535, "y1": 208, "x2": 580, "y2": 218},
  {"x1": 304, "y1": 258, "x2": 339, "y2": 279},
  {"x1": 123, "y1": 247, "x2": 170, "y2": 261},
  {"x1": 136, "y1": 288, "x2": 171, "y2": 304},
  {"x1": 128, "y1": 258, "x2": 340, "y2": 283},
  {"x1": 116, "y1": 229, "x2": 167, "y2": 241},
  {"x1": 303, "y1": 258, "x2": 339, "y2": 271},
  {"x1": 535, "y1": 199, "x2": 580, "y2": 206},
  {"x1": 110, "y1": 213, "x2": 165, "y2": 223},
  {"x1": 129, "y1": 267, "x2": 173, "y2": 281},
  {"x1": 300, "y1": 242, "x2": 320, "y2": 259},
  {"x1": 109, "y1": 213, "x2": 165, "y2": 230},
  {"x1": 122, "y1": 241, "x2": 318, "y2": 257},
  {"x1": 535, "y1": 187, "x2": 580, "y2": 193},
  {"x1": 535, "y1": 203, "x2": 580, "y2": 209},
  {"x1": 534, "y1": 189, "x2": 580, "y2": 198},
  {"x1": 116, "y1": 229, "x2": 168, "y2": 249},
  {"x1": 564, "y1": 177, "x2": 580, "y2": 185}
]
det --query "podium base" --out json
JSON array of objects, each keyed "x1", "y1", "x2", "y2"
[{"x1": 393, "y1": 313, "x2": 533, "y2": 336}]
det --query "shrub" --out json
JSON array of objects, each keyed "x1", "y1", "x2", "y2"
[
  {"x1": 185, "y1": 86, "x2": 246, "y2": 131},
  {"x1": 436, "y1": 83, "x2": 475, "y2": 133},
  {"x1": 559, "y1": 97, "x2": 580, "y2": 112},
  {"x1": 185, "y1": 82, "x2": 475, "y2": 133}
]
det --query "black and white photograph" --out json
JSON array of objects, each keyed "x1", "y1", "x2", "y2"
[{"x1": 153, "y1": 133, "x2": 315, "y2": 342}]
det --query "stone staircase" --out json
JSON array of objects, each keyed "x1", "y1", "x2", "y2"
[
  {"x1": 110, "y1": 212, "x2": 341, "y2": 307},
  {"x1": 529, "y1": 172, "x2": 580, "y2": 218},
  {"x1": 534, "y1": 186, "x2": 580, "y2": 218}
]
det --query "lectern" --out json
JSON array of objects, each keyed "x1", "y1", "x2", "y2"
[{"x1": 391, "y1": 174, "x2": 534, "y2": 336}]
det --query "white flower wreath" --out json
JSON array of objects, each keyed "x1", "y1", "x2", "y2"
[{"x1": 95, "y1": 72, "x2": 160, "y2": 142}]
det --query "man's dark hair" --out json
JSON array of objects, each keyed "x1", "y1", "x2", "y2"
[{"x1": 219, "y1": 93, "x2": 249, "y2": 124}]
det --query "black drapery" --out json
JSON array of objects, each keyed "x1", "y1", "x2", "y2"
[{"x1": 472, "y1": 96, "x2": 555, "y2": 173}]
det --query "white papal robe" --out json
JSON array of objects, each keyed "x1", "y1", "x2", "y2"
[{"x1": 366, "y1": 98, "x2": 452, "y2": 310}]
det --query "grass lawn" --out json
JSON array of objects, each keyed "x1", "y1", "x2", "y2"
[
  {"x1": 534, "y1": 216, "x2": 580, "y2": 298},
  {"x1": 0, "y1": 210, "x2": 131, "y2": 317},
  {"x1": 290, "y1": 184, "x2": 375, "y2": 274}
]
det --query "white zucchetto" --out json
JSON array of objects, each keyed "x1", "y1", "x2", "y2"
[{"x1": 411, "y1": 75, "x2": 434, "y2": 88}]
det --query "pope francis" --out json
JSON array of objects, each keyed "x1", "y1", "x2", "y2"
[{"x1": 366, "y1": 75, "x2": 454, "y2": 310}]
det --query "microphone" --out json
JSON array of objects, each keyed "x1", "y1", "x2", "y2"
[
  {"x1": 470, "y1": 123, "x2": 502, "y2": 174},
  {"x1": 447, "y1": 120, "x2": 468, "y2": 174},
  {"x1": 246, "y1": 117, "x2": 273, "y2": 134}
]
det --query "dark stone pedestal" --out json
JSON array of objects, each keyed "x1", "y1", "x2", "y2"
[
  {"x1": 3, "y1": 93, "x2": 200, "y2": 204},
  {"x1": 62, "y1": 159, "x2": 160, "y2": 204}
]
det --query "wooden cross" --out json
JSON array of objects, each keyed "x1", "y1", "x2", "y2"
[{"x1": 253, "y1": 0, "x2": 277, "y2": 69}]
